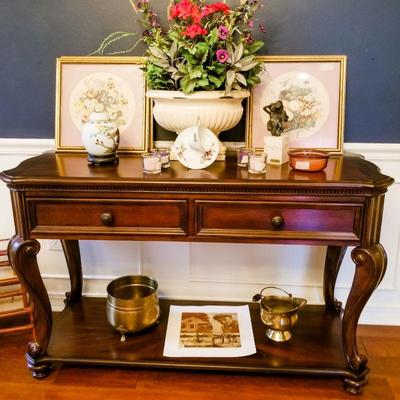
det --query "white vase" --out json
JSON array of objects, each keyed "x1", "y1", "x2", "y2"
[
  {"x1": 81, "y1": 112, "x2": 120, "y2": 165},
  {"x1": 146, "y1": 90, "x2": 250, "y2": 160},
  {"x1": 263, "y1": 134, "x2": 290, "y2": 165}
]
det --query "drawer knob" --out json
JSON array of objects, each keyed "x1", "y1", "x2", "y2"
[
  {"x1": 271, "y1": 215, "x2": 284, "y2": 229},
  {"x1": 100, "y1": 212, "x2": 113, "y2": 226}
]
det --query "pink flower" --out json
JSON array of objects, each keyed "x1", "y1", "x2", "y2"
[
  {"x1": 217, "y1": 25, "x2": 229, "y2": 40},
  {"x1": 182, "y1": 24, "x2": 208, "y2": 38},
  {"x1": 216, "y1": 49, "x2": 229, "y2": 63}
]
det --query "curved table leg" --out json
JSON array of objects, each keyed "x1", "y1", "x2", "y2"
[
  {"x1": 323, "y1": 245, "x2": 347, "y2": 312},
  {"x1": 61, "y1": 240, "x2": 82, "y2": 303},
  {"x1": 8, "y1": 235, "x2": 52, "y2": 378},
  {"x1": 342, "y1": 243, "x2": 387, "y2": 394}
]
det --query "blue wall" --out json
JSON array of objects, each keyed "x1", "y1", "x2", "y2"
[{"x1": 0, "y1": 0, "x2": 399, "y2": 142}]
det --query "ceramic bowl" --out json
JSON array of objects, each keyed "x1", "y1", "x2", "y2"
[{"x1": 288, "y1": 149, "x2": 329, "y2": 172}]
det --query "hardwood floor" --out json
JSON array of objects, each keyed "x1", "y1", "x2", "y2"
[{"x1": 0, "y1": 324, "x2": 399, "y2": 400}]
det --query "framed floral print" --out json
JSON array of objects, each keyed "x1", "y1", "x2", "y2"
[
  {"x1": 247, "y1": 55, "x2": 347, "y2": 153},
  {"x1": 55, "y1": 56, "x2": 150, "y2": 153}
]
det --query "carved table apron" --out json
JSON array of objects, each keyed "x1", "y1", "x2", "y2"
[{"x1": 1, "y1": 152, "x2": 393, "y2": 394}]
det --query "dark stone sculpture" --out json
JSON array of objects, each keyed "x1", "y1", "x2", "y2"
[{"x1": 263, "y1": 100, "x2": 289, "y2": 136}]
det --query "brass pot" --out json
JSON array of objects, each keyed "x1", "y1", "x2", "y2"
[
  {"x1": 252, "y1": 286, "x2": 306, "y2": 342},
  {"x1": 106, "y1": 275, "x2": 160, "y2": 341}
]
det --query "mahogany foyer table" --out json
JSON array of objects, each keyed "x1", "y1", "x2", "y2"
[{"x1": 0, "y1": 152, "x2": 394, "y2": 394}]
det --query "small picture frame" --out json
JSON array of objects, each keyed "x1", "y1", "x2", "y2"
[
  {"x1": 55, "y1": 56, "x2": 150, "y2": 153},
  {"x1": 247, "y1": 55, "x2": 347, "y2": 153}
]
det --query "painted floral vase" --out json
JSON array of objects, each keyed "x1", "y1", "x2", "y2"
[{"x1": 81, "y1": 112, "x2": 120, "y2": 165}]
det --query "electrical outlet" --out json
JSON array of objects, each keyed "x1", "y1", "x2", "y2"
[{"x1": 47, "y1": 239, "x2": 63, "y2": 251}]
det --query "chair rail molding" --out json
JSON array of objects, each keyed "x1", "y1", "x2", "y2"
[{"x1": 1, "y1": 138, "x2": 399, "y2": 324}]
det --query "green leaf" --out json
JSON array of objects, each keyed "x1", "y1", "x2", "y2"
[
  {"x1": 208, "y1": 74, "x2": 224, "y2": 88},
  {"x1": 196, "y1": 42, "x2": 208, "y2": 55},
  {"x1": 189, "y1": 65, "x2": 203, "y2": 79},
  {"x1": 180, "y1": 76, "x2": 196, "y2": 94},
  {"x1": 226, "y1": 43, "x2": 233, "y2": 60},
  {"x1": 235, "y1": 60, "x2": 259, "y2": 72},
  {"x1": 148, "y1": 46, "x2": 168, "y2": 60},
  {"x1": 177, "y1": 62, "x2": 188, "y2": 74},
  {"x1": 196, "y1": 77, "x2": 209, "y2": 87},
  {"x1": 237, "y1": 55, "x2": 256, "y2": 66},
  {"x1": 214, "y1": 63, "x2": 226, "y2": 74},
  {"x1": 235, "y1": 72, "x2": 247, "y2": 86},
  {"x1": 182, "y1": 50, "x2": 197, "y2": 65},
  {"x1": 168, "y1": 41, "x2": 178, "y2": 60},
  {"x1": 244, "y1": 40, "x2": 264, "y2": 54},
  {"x1": 233, "y1": 43, "x2": 244, "y2": 64},
  {"x1": 225, "y1": 69, "x2": 235, "y2": 93},
  {"x1": 148, "y1": 56, "x2": 170, "y2": 69},
  {"x1": 188, "y1": 46, "x2": 197, "y2": 55},
  {"x1": 207, "y1": 28, "x2": 218, "y2": 47}
]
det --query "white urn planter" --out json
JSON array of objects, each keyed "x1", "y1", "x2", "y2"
[{"x1": 147, "y1": 90, "x2": 250, "y2": 160}]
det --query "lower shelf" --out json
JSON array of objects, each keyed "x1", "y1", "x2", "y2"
[{"x1": 41, "y1": 297, "x2": 356, "y2": 379}]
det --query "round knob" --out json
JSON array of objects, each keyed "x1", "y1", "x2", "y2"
[
  {"x1": 271, "y1": 215, "x2": 284, "y2": 229},
  {"x1": 100, "y1": 212, "x2": 113, "y2": 226}
]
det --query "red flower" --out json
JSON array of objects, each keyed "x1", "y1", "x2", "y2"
[
  {"x1": 169, "y1": 0, "x2": 202, "y2": 24},
  {"x1": 201, "y1": 2, "x2": 230, "y2": 17},
  {"x1": 182, "y1": 24, "x2": 208, "y2": 38}
]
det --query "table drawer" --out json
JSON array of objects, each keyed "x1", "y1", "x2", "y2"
[
  {"x1": 28, "y1": 199, "x2": 188, "y2": 236},
  {"x1": 195, "y1": 201, "x2": 362, "y2": 242}
]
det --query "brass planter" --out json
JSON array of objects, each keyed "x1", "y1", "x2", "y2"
[
  {"x1": 252, "y1": 286, "x2": 306, "y2": 342},
  {"x1": 106, "y1": 275, "x2": 160, "y2": 341}
]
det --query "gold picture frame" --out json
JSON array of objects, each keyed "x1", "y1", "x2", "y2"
[
  {"x1": 55, "y1": 56, "x2": 150, "y2": 153},
  {"x1": 246, "y1": 55, "x2": 347, "y2": 153}
]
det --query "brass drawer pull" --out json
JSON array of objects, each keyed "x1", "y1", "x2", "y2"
[
  {"x1": 100, "y1": 212, "x2": 114, "y2": 226},
  {"x1": 271, "y1": 215, "x2": 284, "y2": 229}
]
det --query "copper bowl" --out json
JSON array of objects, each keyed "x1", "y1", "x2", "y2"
[{"x1": 288, "y1": 149, "x2": 329, "y2": 172}]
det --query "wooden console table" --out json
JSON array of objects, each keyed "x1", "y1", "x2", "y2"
[{"x1": 1, "y1": 152, "x2": 393, "y2": 394}]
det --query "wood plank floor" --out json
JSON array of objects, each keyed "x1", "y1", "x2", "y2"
[{"x1": 0, "y1": 325, "x2": 399, "y2": 400}]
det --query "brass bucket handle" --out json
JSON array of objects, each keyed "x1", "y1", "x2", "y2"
[{"x1": 252, "y1": 286, "x2": 292, "y2": 311}]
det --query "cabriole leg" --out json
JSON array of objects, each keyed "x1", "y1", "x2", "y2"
[
  {"x1": 61, "y1": 240, "x2": 82, "y2": 303},
  {"x1": 323, "y1": 245, "x2": 347, "y2": 312},
  {"x1": 342, "y1": 243, "x2": 387, "y2": 393},
  {"x1": 8, "y1": 235, "x2": 52, "y2": 378}
]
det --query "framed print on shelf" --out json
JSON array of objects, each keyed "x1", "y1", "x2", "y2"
[
  {"x1": 247, "y1": 55, "x2": 347, "y2": 153},
  {"x1": 55, "y1": 56, "x2": 150, "y2": 153}
]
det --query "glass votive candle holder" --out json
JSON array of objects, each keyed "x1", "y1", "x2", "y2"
[
  {"x1": 142, "y1": 152, "x2": 162, "y2": 174},
  {"x1": 248, "y1": 151, "x2": 267, "y2": 174},
  {"x1": 155, "y1": 147, "x2": 170, "y2": 168},
  {"x1": 237, "y1": 147, "x2": 254, "y2": 167}
]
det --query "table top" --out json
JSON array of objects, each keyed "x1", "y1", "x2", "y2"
[{"x1": 0, "y1": 152, "x2": 393, "y2": 194}]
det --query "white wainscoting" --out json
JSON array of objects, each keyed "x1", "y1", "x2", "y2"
[{"x1": 0, "y1": 138, "x2": 399, "y2": 324}]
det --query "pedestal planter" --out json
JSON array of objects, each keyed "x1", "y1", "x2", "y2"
[{"x1": 147, "y1": 90, "x2": 249, "y2": 160}]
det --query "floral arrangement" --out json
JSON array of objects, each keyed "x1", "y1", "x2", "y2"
[{"x1": 94, "y1": 0, "x2": 264, "y2": 94}]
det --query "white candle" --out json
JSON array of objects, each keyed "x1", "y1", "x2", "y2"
[
  {"x1": 143, "y1": 155, "x2": 161, "y2": 173},
  {"x1": 248, "y1": 153, "x2": 266, "y2": 174}
]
